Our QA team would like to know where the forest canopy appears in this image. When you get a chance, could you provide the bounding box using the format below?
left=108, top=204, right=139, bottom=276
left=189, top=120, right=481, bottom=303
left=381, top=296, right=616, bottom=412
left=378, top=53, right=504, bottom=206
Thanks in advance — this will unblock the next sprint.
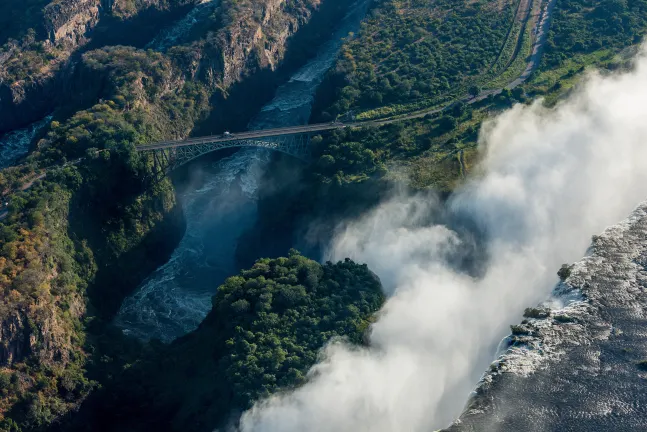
left=71, top=251, right=385, bottom=432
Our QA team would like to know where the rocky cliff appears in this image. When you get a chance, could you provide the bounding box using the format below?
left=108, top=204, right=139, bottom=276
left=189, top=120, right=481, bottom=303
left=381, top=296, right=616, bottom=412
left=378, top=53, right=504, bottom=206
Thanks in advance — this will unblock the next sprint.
left=0, top=71, right=59, bottom=135
left=43, top=0, right=102, bottom=45
left=0, top=0, right=198, bottom=133
left=163, top=0, right=323, bottom=92
left=0, top=0, right=326, bottom=134
left=215, top=0, right=321, bottom=88
left=42, top=0, right=197, bottom=45
left=0, top=298, right=85, bottom=367
left=110, top=0, right=196, bottom=19
left=447, top=200, right=647, bottom=431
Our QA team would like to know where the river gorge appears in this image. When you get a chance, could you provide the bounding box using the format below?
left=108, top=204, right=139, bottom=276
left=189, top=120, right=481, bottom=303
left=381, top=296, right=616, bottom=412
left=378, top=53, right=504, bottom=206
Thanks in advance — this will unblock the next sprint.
left=114, top=0, right=371, bottom=342
left=1, top=0, right=647, bottom=430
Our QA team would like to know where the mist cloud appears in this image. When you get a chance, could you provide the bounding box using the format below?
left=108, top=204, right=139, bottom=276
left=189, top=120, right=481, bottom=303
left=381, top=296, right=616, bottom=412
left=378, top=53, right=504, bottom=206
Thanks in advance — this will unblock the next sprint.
left=238, top=47, right=647, bottom=431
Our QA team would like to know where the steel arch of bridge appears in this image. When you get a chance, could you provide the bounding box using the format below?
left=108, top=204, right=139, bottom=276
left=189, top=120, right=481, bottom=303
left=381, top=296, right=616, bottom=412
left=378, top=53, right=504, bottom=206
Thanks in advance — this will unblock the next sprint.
left=142, top=133, right=312, bottom=176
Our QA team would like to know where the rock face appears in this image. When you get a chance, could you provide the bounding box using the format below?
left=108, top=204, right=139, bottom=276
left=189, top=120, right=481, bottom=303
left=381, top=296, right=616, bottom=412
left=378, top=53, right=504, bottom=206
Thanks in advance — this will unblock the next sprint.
left=110, top=0, right=193, bottom=18
left=198, top=0, right=321, bottom=88
left=447, top=201, right=647, bottom=431
left=43, top=0, right=102, bottom=45
left=0, top=0, right=103, bottom=133
left=0, top=75, right=59, bottom=134
left=0, top=0, right=200, bottom=133
left=0, top=310, right=36, bottom=365
left=0, top=0, right=323, bottom=133
left=41, top=0, right=194, bottom=45
left=0, top=296, right=85, bottom=368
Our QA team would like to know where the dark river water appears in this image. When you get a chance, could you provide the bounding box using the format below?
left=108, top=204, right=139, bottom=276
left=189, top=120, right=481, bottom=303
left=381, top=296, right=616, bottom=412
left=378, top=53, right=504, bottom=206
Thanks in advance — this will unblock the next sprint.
left=114, top=0, right=370, bottom=342
left=0, top=116, right=51, bottom=169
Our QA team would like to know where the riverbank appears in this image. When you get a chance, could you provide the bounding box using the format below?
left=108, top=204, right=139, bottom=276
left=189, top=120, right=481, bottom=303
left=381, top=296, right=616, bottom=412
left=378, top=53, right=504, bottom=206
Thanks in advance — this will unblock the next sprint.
left=115, top=0, right=372, bottom=342
left=0, top=0, right=364, bottom=426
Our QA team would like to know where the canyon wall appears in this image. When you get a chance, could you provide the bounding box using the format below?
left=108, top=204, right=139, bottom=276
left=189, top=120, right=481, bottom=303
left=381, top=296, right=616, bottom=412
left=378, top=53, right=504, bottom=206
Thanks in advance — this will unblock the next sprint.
left=0, top=0, right=197, bottom=133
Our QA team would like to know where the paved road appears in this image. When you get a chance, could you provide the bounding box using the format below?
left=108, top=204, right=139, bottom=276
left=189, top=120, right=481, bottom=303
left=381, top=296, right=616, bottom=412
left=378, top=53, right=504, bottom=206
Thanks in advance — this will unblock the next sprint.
left=138, top=112, right=452, bottom=151
left=507, top=0, right=558, bottom=89
left=137, top=123, right=354, bottom=151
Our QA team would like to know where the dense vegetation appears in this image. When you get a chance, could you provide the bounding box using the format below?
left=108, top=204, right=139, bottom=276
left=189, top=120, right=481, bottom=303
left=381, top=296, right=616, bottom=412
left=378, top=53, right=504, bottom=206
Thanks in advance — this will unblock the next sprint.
left=541, top=0, right=647, bottom=70
left=305, top=0, right=647, bottom=192
left=312, top=0, right=517, bottom=121
left=0, top=171, right=93, bottom=431
left=0, top=0, right=364, bottom=428
left=67, top=252, right=384, bottom=432
left=310, top=92, right=527, bottom=190
left=43, top=46, right=209, bottom=161
left=303, top=0, right=539, bottom=190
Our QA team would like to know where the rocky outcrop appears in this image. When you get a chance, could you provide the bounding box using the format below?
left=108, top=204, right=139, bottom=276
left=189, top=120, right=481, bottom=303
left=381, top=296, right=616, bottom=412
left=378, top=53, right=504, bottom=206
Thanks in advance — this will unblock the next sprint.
left=0, top=75, right=59, bottom=134
left=198, top=0, right=321, bottom=89
left=447, top=200, right=647, bottom=431
left=0, top=310, right=36, bottom=365
left=0, top=0, right=323, bottom=134
left=41, top=0, right=195, bottom=45
left=0, top=0, right=201, bottom=134
left=0, top=294, right=85, bottom=368
left=0, top=0, right=104, bottom=134
left=110, top=0, right=196, bottom=19
left=43, top=0, right=102, bottom=45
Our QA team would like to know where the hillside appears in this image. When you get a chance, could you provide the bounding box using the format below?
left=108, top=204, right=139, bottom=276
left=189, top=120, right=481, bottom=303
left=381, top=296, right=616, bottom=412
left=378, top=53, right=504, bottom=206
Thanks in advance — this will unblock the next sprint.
left=0, top=0, right=353, bottom=428
left=63, top=252, right=384, bottom=432
left=305, top=0, right=647, bottom=190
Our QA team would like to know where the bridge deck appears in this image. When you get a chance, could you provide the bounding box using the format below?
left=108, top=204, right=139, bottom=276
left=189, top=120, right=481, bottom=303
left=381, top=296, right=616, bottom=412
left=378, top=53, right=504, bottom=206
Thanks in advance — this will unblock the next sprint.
left=137, top=122, right=361, bottom=151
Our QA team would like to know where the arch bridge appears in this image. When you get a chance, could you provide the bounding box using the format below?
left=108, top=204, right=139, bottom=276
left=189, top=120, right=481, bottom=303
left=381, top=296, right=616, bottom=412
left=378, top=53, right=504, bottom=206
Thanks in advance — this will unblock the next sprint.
left=136, top=122, right=361, bottom=175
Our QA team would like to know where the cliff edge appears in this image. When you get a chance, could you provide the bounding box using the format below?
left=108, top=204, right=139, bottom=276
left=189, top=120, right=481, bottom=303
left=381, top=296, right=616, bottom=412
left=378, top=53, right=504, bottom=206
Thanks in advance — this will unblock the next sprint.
left=448, top=200, right=647, bottom=431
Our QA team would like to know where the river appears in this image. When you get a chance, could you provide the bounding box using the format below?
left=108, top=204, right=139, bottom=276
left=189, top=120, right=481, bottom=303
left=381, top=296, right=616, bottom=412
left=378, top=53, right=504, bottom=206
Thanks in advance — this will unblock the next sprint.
left=0, top=116, right=51, bottom=169
left=114, top=0, right=370, bottom=342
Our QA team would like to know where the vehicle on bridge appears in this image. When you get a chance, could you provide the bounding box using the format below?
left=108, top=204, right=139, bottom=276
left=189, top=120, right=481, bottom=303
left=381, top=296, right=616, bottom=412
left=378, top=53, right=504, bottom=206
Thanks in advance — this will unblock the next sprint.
left=223, top=131, right=234, bottom=137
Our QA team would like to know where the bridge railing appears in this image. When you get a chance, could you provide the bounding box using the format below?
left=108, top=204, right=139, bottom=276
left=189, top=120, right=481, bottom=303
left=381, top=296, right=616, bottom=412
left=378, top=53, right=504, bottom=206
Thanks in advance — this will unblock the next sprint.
left=137, top=122, right=355, bottom=151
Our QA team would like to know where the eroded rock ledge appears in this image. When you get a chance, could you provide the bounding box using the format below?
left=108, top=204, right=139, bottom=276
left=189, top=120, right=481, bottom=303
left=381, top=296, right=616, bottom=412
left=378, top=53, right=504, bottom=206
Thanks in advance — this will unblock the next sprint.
left=448, top=200, right=647, bottom=431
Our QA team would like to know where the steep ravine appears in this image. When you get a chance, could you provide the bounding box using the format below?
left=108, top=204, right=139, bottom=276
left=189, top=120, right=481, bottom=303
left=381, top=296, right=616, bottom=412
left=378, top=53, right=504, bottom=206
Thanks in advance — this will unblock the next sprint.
left=115, top=0, right=371, bottom=342
left=0, top=0, right=356, bottom=427
left=64, top=0, right=356, bottom=327
left=447, top=200, right=647, bottom=431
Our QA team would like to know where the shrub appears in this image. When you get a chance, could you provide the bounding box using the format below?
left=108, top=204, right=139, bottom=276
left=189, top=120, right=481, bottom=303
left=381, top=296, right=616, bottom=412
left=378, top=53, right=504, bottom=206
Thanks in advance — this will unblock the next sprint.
left=523, top=307, right=551, bottom=319
left=557, top=264, right=573, bottom=281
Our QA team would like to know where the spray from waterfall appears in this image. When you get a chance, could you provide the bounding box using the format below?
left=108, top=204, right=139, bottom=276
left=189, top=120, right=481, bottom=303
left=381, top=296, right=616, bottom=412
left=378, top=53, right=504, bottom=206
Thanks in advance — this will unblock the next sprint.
left=237, top=46, right=647, bottom=431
